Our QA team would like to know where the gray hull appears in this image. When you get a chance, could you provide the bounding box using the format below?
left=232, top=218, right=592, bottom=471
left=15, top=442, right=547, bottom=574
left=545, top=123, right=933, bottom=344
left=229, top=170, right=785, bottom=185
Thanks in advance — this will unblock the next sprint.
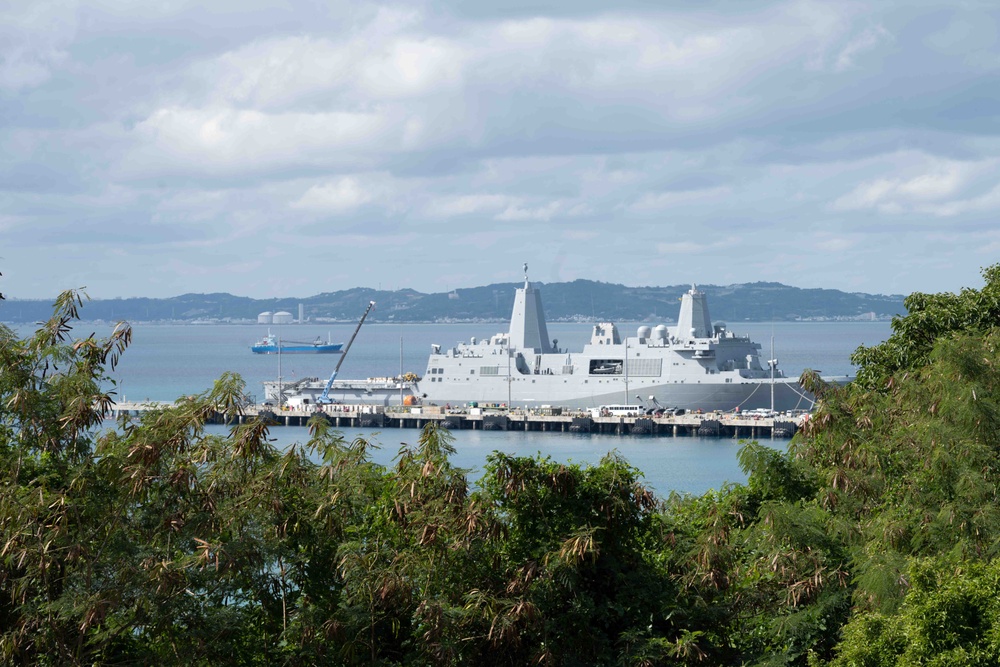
left=412, top=374, right=816, bottom=412
left=264, top=378, right=417, bottom=407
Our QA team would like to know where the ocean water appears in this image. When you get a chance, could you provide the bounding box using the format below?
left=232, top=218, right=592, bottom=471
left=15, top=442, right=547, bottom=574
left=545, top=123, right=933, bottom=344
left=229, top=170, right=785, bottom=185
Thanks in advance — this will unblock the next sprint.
left=12, top=319, right=892, bottom=496
left=248, top=424, right=788, bottom=499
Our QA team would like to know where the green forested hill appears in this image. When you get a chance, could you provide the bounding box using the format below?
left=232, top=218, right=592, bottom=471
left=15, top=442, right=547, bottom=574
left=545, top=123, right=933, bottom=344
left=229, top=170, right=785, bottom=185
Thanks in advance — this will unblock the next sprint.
left=0, top=279, right=905, bottom=323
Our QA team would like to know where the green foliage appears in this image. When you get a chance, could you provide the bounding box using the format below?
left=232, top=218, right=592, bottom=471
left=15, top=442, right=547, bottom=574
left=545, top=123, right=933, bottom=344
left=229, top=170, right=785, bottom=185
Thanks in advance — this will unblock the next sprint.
left=6, top=264, right=1000, bottom=666
left=641, top=264, right=1000, bottom=666
left=0, top=294, right=374, bottom=664
left=738, top=441, right=818, bottom=503
left=798, top=327, right=1000, bottom=566
left=470, top=451, right=675, bottom=665
left=832, top=557, right=1000, bottom=666
left=0, top=293, right=699, bottom=665
left=783, top=265, right=1000, bottom=664
left=851, top=263, right=1000, bottom=391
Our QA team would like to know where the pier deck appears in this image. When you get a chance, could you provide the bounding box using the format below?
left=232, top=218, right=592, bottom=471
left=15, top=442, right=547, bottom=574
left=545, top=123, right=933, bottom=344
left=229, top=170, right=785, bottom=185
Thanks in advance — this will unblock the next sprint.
left=110, top=401, right=806, bottom=439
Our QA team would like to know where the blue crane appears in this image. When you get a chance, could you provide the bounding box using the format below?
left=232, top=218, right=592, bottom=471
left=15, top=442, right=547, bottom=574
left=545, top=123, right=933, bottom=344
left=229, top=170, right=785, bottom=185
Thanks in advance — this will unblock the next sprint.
left=316, top=300, right=376, bottom=404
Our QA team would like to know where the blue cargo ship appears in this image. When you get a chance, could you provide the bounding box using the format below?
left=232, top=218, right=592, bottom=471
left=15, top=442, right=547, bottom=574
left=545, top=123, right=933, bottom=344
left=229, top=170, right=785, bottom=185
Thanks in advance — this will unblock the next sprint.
left=251, top=331, right=343, bottom=354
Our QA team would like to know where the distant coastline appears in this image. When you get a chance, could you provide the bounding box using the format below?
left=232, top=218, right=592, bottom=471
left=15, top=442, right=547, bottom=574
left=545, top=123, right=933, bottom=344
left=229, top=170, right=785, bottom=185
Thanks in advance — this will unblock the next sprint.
left=0, top=279, right=906, bottom=325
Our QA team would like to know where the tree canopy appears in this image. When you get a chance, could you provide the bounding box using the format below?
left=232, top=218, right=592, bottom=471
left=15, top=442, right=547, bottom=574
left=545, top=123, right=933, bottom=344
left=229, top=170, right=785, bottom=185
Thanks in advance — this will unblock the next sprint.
left=3, top=263, right=1000, bottom=665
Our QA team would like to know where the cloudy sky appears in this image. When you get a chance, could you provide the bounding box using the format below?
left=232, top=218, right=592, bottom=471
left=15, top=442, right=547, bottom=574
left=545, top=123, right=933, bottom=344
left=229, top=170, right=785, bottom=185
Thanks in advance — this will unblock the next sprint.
left=2, top=0, right=999, bottom=300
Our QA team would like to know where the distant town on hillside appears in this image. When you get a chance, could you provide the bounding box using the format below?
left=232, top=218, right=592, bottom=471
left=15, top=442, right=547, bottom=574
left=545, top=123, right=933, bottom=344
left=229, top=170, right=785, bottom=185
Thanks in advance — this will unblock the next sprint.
left=0, top=280, right=907, bottom=325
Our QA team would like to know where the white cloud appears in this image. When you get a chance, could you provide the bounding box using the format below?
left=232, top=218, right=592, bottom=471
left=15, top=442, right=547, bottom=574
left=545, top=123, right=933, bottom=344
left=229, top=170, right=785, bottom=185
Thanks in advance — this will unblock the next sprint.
left=122, top=106, right=394, bottom=176
left=496, top=201, right=564, bottom=221
left=87, top=0, right=204, bottom=19
left=563, top=229, right=599, bottom=241
left=290, top=177, right=374, bottom=213
left=834, top=25, right=891, bottom=72
left=0, top=214, right=22, bottom=232
left=0, top=0, right=76, bottom=90
left=919, top=183, right=1000, bottom=217
left=423, top=191, right=590, bottom=223
left=198, top=18, right=466, bottom=110
left=812, top=234, right=858, bottom=253
left=926, top=13, right=1000, bottom=69
left=475, top=7, right=844, bottom=106
left=358, top=35, right=466, bottom=98
left=973, top=229, right=1000, bottom=255
left=628, top=187, right=731, bottom=212
left=832, top=158, right=999, bottom=215
left=654, top=237, right=739, bottom=255
left=121, top=0, right=871, bottom=179
left=424, top=194, right=511, bottom=218
left=833, top=178, right=899, bottom=211
left=201, top=36, right=352, bottom=109
left=8, top=0, right=1000, bottom=301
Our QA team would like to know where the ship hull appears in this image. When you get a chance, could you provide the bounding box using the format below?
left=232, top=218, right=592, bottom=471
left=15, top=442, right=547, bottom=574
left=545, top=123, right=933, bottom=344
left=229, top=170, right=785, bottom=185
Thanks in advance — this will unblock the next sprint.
left=264, top=378, right=416, bottom=406
left=412, top=374, right=828, bottom=412
left=251, top=344, right=343, bottom=354
left=267, top=374, right=842, bottom=412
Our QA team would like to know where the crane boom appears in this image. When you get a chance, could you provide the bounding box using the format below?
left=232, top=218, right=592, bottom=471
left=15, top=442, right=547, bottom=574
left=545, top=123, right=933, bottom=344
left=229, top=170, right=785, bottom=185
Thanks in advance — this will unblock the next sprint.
left=317, top=300, right=375, bottom=404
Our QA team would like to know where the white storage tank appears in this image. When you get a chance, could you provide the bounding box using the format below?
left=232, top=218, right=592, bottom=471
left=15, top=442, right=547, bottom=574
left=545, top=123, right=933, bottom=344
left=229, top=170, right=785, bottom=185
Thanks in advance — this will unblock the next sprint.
left=272, top=311, right=294, bottom=324
left=257, top=311, right=273, bottom=324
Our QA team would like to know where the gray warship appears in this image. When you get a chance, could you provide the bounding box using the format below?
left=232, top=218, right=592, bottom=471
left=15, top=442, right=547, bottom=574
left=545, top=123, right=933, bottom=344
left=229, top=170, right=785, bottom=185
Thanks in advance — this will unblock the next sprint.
left=415, top=266, right=841, bottom=412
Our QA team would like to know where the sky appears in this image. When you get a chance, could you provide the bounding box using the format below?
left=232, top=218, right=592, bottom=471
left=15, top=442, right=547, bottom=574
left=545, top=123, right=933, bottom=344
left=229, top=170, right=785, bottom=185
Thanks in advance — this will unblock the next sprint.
left=2, top=0, right=999, bottom=300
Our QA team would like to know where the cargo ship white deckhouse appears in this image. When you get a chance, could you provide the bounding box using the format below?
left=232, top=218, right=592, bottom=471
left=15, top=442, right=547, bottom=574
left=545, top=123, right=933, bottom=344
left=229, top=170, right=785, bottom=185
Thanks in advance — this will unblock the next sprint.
left=416, top=265, right=834, bottom=412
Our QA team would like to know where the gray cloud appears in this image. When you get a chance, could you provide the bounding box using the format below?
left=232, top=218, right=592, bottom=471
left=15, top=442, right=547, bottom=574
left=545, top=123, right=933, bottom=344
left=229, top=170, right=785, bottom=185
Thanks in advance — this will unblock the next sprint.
left=1, top=0, right=997, bottom=301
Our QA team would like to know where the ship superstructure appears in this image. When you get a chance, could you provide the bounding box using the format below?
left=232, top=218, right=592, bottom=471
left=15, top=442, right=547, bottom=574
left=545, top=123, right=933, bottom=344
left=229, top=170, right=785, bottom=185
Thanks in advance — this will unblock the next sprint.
left=415, top=268, right=825, bottom=412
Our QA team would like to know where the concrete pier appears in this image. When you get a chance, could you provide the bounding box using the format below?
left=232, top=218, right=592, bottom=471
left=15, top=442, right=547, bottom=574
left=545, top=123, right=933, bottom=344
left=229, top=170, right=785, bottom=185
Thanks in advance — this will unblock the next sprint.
left=109, top=401, right=805, bottom=439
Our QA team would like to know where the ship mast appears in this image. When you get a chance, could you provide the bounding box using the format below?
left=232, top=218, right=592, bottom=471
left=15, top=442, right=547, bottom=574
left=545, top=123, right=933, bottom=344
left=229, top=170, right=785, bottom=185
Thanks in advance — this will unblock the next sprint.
left=507, top=340, right=512, bottom=408
left=770, top=334, right=775, bottom=413
left=624, top=337, right=629, bottom=404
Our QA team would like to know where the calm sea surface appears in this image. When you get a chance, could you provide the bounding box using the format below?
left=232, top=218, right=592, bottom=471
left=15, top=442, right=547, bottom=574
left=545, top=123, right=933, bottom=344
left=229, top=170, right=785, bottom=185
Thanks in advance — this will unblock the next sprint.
left=13, top=319, right=892, bottom=497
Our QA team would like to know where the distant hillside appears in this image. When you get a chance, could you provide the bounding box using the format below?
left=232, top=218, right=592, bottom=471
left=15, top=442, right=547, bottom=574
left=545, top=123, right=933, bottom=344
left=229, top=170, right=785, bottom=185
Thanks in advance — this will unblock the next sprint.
left=0, top=280, right=906, bottom=324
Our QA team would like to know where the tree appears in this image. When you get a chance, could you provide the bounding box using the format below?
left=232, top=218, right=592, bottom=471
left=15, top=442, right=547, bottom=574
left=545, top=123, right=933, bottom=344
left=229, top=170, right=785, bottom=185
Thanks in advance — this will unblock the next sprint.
left=12, top=263, right=1000, bottom=666
left=4, top=293, right=687, bottom=665
left=464, top=452, right=682, bottom=666
left=0, top=291, right=375, bottom=664
left=832, top=557, right=1000, bottom=666
left=654, top=264, right=1000, bottom=665
left=851, top=263, right=1000, bottom=391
